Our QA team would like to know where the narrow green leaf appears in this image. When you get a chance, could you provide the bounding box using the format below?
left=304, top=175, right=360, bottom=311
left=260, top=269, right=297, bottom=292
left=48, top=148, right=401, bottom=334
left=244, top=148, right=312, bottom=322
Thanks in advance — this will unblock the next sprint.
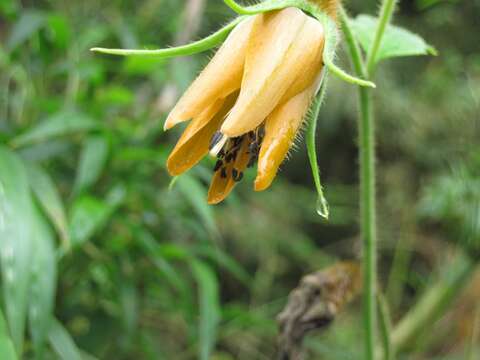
left=377, top=293, right=394, bottom=360
left=28, top=206, right=57, bottom=358
left=68, top=187, right=124, bottom=247
left=195, top=245, right=251, bottom=287
left=137, top=230, right=190, bottom=296
left=47, top=318, right=82, bottom=360
left=190, top=260, right=220, bottom=360
left=73, top=135, right=109, bottom=195
left=0, top=147, right=35, bottom=352
left=176, top=174, right=218, bottom=237
left=11, top=110, right=98, bottom=148
left=0, top=309, right=17, bottom=360
left=6, top=10, right=46, bottom=52
left=25, top=162, right=70, bottom=248
left=68, top=197, right=114, bottom=247
left=351, top=15, right=437, bottom=64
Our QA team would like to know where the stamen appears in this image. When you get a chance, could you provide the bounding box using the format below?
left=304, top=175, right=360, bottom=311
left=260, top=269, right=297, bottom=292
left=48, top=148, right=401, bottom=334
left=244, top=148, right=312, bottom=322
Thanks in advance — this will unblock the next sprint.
left=209, top=133, right=229, bottom=157
left=247, top=155, right=257, bottom=168
left=231, top=168, right=244, bottom=182
left=220, top=167, right=227, bottom=179
left=209, top=131, right=223, bottom=150
left=234, top=171, right=243, bottom=182
left=213, top=160, right=223, bottom=172
left=257, top=125, right=265, bottom=140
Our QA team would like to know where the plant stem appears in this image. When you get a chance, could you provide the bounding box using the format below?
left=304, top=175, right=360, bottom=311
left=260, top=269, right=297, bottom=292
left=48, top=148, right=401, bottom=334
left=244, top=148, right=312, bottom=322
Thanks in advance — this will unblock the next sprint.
left=339, top=7, right=377, bottom=359
left=391, top=254, right=476, bottom=352
left=339, top=3, right=392, bottom=358
left=366, top=0, right=398, bottom=75
left=358, top=81, right=377, bottom=360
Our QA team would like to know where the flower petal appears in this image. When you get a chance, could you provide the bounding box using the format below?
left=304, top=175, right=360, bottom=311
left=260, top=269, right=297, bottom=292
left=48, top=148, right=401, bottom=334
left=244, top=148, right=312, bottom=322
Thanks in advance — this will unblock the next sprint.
left=207, top=137, right=250, bottom=204
left=254, top=83, right=317, bottom=192
left=280, top=17, right=325, bottom=103
left=221, top=10, right=324, bottom=137
left=167, top=93, right=237, bottom=176
left=164, top=17, right=255, bottom=130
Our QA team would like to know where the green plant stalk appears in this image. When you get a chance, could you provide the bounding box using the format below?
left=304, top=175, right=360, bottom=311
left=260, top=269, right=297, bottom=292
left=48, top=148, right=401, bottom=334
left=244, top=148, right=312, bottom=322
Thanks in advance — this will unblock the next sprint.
left=341, top=0, right=402, bottom=354
left=366, top=0, right=398, bottom=75
left=391, top=255, right=476, bottom=353
left=359, top=83, right=377, bottom=360
left=339, top=7, right=377, bottom=359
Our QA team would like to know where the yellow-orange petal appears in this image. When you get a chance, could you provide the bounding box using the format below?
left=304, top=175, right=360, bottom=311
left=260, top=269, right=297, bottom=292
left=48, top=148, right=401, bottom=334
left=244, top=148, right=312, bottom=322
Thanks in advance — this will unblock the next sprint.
left=207, top=137, right=250, bottom=204
left=166, top=93, right=237, bottom=176
left=221, top=9, right=324, bottom=137
left=164, top=17, right=255, bottom=130
left=280, top=17, right=324, bottom=103
left=254, top=83, right=317, bottom=192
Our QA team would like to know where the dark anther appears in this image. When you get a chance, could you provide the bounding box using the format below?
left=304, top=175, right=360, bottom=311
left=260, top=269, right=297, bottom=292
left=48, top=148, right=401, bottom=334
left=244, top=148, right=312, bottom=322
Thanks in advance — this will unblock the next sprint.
left=213, top=160, right=223, bottom=172
left=258, top=125, right=265, bottom=140
left=217, top=149, right=225, bottom=158
left=249, top=142, right=259, bottom=155
left=220, top=167, right=227, bottom=179
left=233, top=136, right=243, bottom=146
left=233, top=170, right=243, bottom=182
left=248, top=131, right=256, bottom=140
left=226, top=152, right=235, bottom=163
left=209, top=131, right=223, bottom=150
left=247, top=155, right=257, bottom=168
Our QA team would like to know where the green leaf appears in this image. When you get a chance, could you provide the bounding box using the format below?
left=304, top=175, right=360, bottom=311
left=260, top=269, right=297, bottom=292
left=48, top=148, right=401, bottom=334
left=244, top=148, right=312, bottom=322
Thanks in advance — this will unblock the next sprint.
left=176, top=175, right=218, bottom=237
left=73, top=135, right=109, bottom=195
left=351, top=15, right=437, bottom=64
left=0, top=147, right=35, bottom=352
left=69, top=187, right=124, bottom=247
left=137, top=230, right=190, bottom=296
left=47, top=318, right=82, bottom=360
left=0, top=309, right=17, bottom=360
left=6, top=10, right=46, bottom=52
left=28, top=206, right=57, bottom=358
left=190, top=260, right=220, bottom=360
left=195, top=245, right=251, bottom=287
left=25, top=162, right=70, bottom=248
left=11, top=110, right=98, bottom=148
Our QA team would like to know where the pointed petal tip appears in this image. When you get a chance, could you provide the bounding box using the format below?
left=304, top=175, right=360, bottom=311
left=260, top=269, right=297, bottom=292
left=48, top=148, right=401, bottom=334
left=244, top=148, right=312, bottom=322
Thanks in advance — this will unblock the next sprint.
left=253, top=174, right=274, bottom=192
left=207, top=197, right=223, bottom=205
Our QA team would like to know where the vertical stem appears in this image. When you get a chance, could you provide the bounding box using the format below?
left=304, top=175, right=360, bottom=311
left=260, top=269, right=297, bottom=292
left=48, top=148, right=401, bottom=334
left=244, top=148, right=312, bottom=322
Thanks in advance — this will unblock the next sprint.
left=359, top=85, right=377, bottom=360
left=341, top=1, right=399, bottom=356
left=366, top=0, right=398, bottom=75
left=339, top=7, right=376, bottom=359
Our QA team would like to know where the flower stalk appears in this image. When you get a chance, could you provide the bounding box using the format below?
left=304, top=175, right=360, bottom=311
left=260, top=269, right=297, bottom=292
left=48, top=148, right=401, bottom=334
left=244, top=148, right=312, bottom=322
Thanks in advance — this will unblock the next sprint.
left=339, top=0, right=397, bottom=357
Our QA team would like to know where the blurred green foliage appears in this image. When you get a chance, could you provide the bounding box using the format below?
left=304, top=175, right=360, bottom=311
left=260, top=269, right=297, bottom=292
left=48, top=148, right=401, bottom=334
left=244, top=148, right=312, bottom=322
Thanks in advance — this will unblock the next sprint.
left=0, top=0, right=479, bottom=359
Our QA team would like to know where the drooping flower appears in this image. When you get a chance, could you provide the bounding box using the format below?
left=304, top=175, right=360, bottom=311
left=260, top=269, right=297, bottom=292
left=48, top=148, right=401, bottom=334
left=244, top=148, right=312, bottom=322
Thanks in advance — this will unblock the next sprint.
left=166, top=7, right=326, bottom=204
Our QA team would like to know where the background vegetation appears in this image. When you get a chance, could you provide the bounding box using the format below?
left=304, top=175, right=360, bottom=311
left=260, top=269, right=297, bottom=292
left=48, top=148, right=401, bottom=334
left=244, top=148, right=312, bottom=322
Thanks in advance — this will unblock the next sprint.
left=0, top=0, right=479, bottom=359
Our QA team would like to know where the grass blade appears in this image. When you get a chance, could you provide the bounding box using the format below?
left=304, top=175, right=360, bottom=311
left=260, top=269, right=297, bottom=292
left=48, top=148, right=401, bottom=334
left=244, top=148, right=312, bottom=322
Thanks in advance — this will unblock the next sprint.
left=0, top=147, right=35, bottom=352
left=190, top=260, right=220, bottom=360
left=73, top=135, right=109, bottom=195
left=25, top=162, right=70, bottom=249
left=48, top=318, right=82, bottom=360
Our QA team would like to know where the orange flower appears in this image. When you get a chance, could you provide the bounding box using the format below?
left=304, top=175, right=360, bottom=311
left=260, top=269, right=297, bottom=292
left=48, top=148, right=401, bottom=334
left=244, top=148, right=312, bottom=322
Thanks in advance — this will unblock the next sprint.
left=166, top=7, right=325, bottom=204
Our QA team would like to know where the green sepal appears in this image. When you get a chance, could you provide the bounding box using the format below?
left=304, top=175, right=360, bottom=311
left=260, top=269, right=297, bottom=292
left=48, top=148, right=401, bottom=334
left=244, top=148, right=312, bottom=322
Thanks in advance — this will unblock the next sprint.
left=90, top=17, right=245, bottom=58
left=306, top=70, right=330, bottom=219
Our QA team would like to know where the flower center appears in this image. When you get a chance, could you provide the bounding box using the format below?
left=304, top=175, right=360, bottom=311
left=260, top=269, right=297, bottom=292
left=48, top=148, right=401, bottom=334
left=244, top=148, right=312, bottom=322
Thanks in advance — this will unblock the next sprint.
left=208, top=125, right=265, bottom=182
